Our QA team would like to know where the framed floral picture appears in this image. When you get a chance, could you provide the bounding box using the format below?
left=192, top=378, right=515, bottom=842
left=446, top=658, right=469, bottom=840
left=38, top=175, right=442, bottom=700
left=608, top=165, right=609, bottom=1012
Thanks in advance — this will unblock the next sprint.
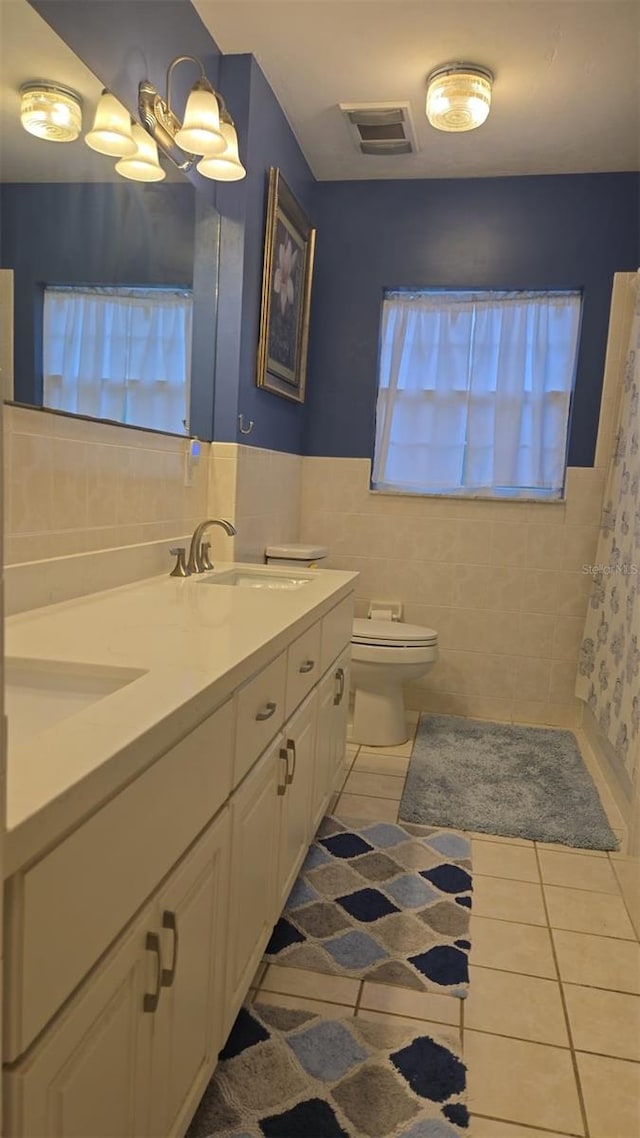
left=256, top=167, right=316, bottom=402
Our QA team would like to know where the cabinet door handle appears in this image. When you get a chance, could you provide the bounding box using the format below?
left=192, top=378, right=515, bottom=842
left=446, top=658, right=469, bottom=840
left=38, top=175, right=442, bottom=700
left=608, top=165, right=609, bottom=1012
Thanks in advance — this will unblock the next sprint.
left=277, top=747, right=288, bottom=795
left=299, top=659, right=315, bottom=674
left=334, top=667, right=345, bottom=705
left=256, top=701, right=277, bottom=721
left=160, top=910, right=179, bottom=988
left=285, top=737, right=297, bottom=785
left=143, top=931, right=162, bottom=1013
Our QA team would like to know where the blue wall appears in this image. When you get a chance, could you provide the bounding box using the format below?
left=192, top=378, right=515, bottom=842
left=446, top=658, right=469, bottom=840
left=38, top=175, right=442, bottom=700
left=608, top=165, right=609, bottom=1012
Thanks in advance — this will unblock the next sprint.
left=305, top=173, right=640, bottom=465
left=1, top=181, right=195, bottom=407
left=213, top=56, right=316, bottom=451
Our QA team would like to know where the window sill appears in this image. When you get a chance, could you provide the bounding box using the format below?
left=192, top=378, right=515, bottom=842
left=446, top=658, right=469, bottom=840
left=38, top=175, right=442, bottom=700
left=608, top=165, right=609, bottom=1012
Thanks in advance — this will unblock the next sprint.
left=369, top=485, right=566, bottom=505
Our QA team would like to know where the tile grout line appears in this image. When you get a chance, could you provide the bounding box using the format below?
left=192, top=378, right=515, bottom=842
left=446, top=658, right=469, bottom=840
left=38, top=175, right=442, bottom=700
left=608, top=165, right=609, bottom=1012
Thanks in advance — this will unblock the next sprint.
left=606, top=860, right=640, bottom=943
left=471, top=907, right=637, bottom=940
left=257, top=987, right=358, bottom=1012
left=469, top=1110, right=584, bottom=1137
left=469, top=958, right=640, bottom=997
left=533, top=842, right=592, bottom=1138
left=464, top=1025, right=640, bottom=1065
left=353, top=979, right=365, bottom=1017
left=474, top=870, right=622, bottom=894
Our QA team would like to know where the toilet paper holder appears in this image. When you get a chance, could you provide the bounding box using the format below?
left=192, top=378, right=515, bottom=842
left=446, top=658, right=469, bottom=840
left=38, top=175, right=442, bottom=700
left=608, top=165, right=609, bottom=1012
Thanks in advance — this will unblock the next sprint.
left=368, top=601, right=402, bottom=622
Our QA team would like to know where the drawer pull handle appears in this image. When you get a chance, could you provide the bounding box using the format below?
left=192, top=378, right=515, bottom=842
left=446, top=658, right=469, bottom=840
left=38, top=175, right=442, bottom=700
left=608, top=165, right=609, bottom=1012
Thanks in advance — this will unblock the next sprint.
left=286, top=737, right=297, bottom=785
left=256, top=701, right=277, bottom=721
left=143, top=932, right=162, bottom=1013
left=299, top=659, right=315, bottom=674
left=161, top=910, right=179, bottom=988
left=334, top=667, right=345, bottom=706
left=278, top=747, right=288, bottom=795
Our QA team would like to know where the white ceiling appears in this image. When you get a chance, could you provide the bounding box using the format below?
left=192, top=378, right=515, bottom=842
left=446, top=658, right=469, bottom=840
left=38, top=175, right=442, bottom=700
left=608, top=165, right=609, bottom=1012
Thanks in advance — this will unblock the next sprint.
left=194, top=0, right=640, bottom=180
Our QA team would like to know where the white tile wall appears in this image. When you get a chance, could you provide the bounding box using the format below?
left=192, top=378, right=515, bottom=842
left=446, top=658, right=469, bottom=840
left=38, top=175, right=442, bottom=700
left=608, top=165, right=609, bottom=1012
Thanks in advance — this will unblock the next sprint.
left=297, top=464, right=609, bottom=730
left=3, top=415, right=302, bottom=577
left=233, top=445, right=302, bottom=563
left=3, top=406, right=208, bottom=566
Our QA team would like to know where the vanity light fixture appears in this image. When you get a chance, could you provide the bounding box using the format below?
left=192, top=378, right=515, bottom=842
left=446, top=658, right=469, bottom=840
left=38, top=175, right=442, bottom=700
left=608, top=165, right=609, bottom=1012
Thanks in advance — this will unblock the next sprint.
left=138, top=54, right=246, bottom=180
left=114, top=122, right=165, bottom=182
left=425, top=64, right=493, bottom=132
left=85, top=90, right=136, bottom=157
left=196, top=116, right=246, bottom=181
left=20, top=82, right=82, bottom=142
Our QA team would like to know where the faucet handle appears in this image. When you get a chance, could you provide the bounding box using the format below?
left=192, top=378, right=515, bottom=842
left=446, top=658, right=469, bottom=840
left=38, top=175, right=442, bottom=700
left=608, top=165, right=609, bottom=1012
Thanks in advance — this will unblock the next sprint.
left=200, top=541, right=214, bottom=571
left=169, top=547, right=189, bottom=577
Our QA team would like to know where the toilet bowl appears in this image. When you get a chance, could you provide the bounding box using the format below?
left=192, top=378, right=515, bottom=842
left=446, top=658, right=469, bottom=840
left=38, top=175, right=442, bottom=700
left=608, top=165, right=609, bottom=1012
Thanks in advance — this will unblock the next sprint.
left=351, top=618, right=438, bottom=747
left=264, top=544, right=439, bottom=747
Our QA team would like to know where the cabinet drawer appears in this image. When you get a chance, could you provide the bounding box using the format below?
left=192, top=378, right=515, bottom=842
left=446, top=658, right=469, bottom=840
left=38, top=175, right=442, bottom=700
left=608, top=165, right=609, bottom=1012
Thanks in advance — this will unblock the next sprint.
left=320, top=595, right=354, bottom=673
left=5, top=699, right=234, bottom=1061
left=285, top=620, right=322, bottom=717
left=234, top=651, right=286, bottom=784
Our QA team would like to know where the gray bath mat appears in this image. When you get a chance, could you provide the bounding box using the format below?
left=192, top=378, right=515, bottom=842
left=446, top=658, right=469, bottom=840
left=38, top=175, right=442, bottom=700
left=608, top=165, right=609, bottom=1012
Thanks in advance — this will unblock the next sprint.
left=187, top=1001, right=468, bottom=1137
left=399, top=715, right=618, bottom=850
left=263, top=816, right=472, bottom=998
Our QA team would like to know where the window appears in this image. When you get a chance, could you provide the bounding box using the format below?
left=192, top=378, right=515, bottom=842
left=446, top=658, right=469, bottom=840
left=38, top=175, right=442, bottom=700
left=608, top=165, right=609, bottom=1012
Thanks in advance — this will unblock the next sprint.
left=372, top=289, right=582, bottom=500
left=43, top=286, right=193, bottom=435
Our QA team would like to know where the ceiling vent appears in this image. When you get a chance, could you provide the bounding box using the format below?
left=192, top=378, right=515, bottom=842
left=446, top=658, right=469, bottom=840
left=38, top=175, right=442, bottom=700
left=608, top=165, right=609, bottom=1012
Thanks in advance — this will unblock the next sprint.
left=340, top=102, right=417, bottom=156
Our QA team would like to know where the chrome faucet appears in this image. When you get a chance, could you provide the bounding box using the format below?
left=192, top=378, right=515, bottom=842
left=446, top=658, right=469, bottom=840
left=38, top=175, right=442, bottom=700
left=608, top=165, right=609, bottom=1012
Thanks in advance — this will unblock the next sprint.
left=186, top=518, right=237, bottom=574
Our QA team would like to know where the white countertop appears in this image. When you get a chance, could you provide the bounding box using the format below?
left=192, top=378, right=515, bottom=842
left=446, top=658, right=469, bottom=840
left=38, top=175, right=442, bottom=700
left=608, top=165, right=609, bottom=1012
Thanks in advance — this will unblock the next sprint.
left=4, top=564, right=357, bottom=875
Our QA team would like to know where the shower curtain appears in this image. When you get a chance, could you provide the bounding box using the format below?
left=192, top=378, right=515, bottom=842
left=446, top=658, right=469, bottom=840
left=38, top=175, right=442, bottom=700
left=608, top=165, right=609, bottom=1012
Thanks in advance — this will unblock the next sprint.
left=576, top=280, right=640, bottom=786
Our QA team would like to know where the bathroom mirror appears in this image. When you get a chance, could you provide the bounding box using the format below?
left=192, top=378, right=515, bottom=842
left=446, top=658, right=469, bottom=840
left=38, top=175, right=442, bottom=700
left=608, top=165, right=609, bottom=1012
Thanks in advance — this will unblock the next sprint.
left=0, top=0, right=219, bottom=439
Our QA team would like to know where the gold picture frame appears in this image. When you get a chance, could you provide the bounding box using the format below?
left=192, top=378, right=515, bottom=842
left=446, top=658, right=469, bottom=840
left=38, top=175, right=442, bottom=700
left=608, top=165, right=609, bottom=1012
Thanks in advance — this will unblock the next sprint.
left=256, top=167, right=316, bottom=403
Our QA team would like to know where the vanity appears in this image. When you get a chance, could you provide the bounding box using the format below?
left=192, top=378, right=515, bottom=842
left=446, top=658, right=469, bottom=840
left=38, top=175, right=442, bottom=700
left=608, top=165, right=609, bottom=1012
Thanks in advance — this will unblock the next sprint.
left=2, top=564, right=356, bottom=1138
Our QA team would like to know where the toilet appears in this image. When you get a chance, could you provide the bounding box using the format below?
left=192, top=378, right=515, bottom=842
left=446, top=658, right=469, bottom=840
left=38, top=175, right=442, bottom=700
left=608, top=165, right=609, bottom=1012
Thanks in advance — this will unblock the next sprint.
left=265, top=544, right=438, bottom=747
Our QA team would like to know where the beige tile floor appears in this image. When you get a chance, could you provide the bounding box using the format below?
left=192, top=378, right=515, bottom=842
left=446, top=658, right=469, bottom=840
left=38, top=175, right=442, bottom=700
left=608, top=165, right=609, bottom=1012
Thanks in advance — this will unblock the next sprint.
left=250, top=712, right=640, bottom=1138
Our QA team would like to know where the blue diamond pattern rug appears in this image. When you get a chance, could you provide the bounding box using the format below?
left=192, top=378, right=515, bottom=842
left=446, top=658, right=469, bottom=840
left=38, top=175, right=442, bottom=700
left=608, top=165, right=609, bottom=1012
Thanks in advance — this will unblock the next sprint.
left=187, top=1002, right=468, bottom=1137
left=263, top=817, right=472, bottom=997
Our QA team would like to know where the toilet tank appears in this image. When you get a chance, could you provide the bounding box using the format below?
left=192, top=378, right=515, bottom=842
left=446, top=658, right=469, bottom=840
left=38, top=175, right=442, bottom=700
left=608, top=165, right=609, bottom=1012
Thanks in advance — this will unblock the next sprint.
left=265, top=543, right=328, bottom=568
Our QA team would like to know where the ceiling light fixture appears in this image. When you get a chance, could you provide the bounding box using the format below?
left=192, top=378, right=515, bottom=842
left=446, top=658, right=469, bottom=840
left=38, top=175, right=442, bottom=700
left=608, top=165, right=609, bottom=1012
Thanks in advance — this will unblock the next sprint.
left=20, top=82, right=82, bottom=142
left=138, top=55, right=246, bottom=180
left=85, top=90, right=136, bottom=157
left=425, top=64, right=493, bottom=132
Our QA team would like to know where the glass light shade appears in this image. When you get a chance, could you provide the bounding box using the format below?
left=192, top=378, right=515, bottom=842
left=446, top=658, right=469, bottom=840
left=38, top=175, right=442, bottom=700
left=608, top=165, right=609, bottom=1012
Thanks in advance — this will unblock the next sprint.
left=426, top=67, right=492, bottom=132
left=174, top=84, right=225, bottom=155
left=85, top=91, right=136, bottom=156
left=196, top=121, right=246, bottom=181
left=20, top=84, right=82, bottom=142
left=115, top=123, right=165, bottom=182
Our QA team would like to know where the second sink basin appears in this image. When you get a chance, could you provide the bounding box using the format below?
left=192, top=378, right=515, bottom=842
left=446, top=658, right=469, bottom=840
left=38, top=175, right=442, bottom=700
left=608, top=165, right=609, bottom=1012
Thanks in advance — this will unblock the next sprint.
left=201, top=568, right=313, bottom=590
left=6, top=658, right=146, bottom=748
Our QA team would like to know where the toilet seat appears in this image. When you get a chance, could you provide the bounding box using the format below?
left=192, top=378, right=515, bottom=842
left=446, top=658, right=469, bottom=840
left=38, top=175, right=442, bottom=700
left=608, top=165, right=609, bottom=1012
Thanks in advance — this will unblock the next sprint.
left=352, top=618, right=438, bottom=649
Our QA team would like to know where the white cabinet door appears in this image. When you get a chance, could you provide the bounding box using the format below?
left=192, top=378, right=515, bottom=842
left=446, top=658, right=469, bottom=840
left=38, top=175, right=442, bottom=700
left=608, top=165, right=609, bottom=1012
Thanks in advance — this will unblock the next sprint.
left=225, top=740, right=281, bottom=1035
left=276, top=691, right=317, bottom=910
left=148, top=808, right=231, bottom=1138
left=310, top=651, right=351, bottom=833
left=5, top=810, right=233, bottom=1138
left=4, top=910, right=154, bottom=1138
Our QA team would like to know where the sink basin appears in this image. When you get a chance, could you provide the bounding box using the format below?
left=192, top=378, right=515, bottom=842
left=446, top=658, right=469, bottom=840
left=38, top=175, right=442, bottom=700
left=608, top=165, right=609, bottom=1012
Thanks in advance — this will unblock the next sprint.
left=201, top=569, right=313, bottom=590
left=5, top=658, right=146, bottom=748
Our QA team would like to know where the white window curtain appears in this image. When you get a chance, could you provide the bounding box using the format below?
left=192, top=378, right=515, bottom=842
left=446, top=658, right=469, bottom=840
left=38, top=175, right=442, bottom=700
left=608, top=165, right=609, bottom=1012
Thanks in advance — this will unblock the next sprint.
left=43, top=286, right=192, bottom=435
left=372, top=290, right=582, bottom=498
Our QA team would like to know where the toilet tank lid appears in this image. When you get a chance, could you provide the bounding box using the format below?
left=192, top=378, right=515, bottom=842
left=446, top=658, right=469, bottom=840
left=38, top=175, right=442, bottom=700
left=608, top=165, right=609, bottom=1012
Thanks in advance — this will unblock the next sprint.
left=352, top=618, right=438, bottom=646
left=265, top=543, right=328, bottom=559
